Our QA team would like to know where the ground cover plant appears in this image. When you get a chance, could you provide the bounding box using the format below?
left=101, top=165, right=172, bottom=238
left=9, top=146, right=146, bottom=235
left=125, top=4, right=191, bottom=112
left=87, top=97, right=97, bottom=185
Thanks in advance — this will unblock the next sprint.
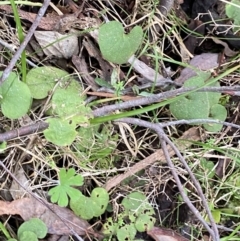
left=0, top=0, right=240, bottom=241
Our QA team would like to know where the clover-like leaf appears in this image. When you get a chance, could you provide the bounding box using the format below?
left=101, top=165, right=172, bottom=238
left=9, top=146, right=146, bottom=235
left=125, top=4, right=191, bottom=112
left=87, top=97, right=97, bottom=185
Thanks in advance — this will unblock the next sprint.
left=26, top=66, right=72, bottom=99
left=44, top=118, right=77, bottom=146
left=70, top=187, right=109, bottom=220
left=99, top=21, right=143, bottom=64
left=197, top=158, right=215, bottom=179
left=0, top=71, right=32, bottom=119
left=48, top=168, right=83, bottom=207
left=17, top=218, right=47, bottom=239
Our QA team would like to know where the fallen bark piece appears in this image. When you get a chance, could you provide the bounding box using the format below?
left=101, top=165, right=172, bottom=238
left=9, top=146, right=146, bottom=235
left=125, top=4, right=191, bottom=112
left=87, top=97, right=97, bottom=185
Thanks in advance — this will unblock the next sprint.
left=147, top=227, right=189, bottom=241
left=0, top=198, right=96, bottom=237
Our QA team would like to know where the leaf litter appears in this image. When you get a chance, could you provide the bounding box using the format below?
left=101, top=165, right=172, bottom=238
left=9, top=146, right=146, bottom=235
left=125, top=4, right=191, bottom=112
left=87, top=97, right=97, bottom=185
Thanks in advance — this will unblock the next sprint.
left=0, top=0, right=240, bottom=241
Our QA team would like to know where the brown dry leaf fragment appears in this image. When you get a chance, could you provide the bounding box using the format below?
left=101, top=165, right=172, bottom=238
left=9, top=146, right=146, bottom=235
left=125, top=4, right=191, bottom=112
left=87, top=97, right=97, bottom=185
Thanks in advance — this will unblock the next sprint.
left=215, top=158, right=231, bottom=178
left=175, top=53, right=219, bottom=84
left=184, top=19, right=205, bottom=54
left=72, top=55, right=98, bottom=90
left=128, top=56, right=174, bottom=86
left=0, top=198, right=95, bottom=236
left=0, top=5, right=59, bottom=30
left=34, top=31, right=79, bottom=59
left=82, top=37, right=113, bottom=82
left=147, top=227, right=189, bottom=241
left=10, top=168, right=30, bottom=200
left=211, top=37, right=239, bottom=57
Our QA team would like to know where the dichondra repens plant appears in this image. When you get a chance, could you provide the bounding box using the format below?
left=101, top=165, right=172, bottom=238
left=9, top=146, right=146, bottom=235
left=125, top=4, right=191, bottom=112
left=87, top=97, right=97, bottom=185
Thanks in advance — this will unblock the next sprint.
left=169, top=72, right=227, bottom=132
left=0, top=21, right=227, bottom=148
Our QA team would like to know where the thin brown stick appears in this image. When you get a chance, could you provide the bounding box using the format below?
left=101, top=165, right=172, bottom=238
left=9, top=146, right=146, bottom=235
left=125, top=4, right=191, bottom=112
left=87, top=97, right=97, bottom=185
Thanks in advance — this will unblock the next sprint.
left=115, top=118, right=220, bottom=241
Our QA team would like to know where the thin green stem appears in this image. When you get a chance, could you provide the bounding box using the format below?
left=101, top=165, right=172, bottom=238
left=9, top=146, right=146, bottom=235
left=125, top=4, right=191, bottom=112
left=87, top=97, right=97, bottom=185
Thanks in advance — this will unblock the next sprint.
left=0, top=221, right=11, bottom=240
left=10, top=0, right=27, bottom=82
left=91, top=63, right=240, bottom=124
left=0, top=1, right=42, bottom=6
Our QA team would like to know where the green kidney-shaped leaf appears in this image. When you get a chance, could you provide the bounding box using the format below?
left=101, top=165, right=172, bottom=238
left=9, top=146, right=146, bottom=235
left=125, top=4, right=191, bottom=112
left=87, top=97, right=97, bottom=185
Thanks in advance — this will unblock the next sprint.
left=70, top=194, right=95, bottom=220
left=17, top=218, right=47, bottom=239
left=70, top=187, right=109, bottom=219
left=203, top=104, right=227, bottom=132
left=169, top=72, right=225, bottom=131
left=0, top=72, right=32, bottom=119
left=99, top=21, right=143, bottom=64
left=170, top=73, right=213, bottom=121
left=51, top=80, right=85, bottom=117
left=44, top=118, right=77, bottom=146
left=90, top=187, right=109, bottom=217
left=26, top=66, right=73, bottom=99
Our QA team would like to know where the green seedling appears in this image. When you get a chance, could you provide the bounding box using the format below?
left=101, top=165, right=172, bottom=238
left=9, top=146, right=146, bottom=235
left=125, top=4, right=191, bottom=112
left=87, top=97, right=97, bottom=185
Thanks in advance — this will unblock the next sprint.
left=169, top=72, right=227, bottom=132
left=8, top=218, right=47, bottom=241
left=99, top=21, right=143, bottom=64
left=26, top=66, right=92, bottom=146
left=72, top=123, right=118, bottom=168
left=48, top=168, right=83, bottom=207
left=194, top=158, right=215, bottom=180
left=103, top=192, right=156, bottom=241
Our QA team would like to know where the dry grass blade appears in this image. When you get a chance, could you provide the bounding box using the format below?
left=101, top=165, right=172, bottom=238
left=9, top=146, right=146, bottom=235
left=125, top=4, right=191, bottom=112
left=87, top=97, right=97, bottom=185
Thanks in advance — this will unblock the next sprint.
left=105, top=127, right=201, bottom=191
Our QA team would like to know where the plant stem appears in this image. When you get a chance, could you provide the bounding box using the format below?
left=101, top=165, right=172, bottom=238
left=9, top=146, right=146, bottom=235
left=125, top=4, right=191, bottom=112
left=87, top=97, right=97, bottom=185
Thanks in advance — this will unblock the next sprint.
left=10, top=0, right=27, bottom=82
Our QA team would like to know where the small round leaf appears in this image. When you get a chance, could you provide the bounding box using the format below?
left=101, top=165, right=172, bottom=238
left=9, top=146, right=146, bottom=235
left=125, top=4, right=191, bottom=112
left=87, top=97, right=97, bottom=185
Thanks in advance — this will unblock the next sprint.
left=26, top=66, right=72, bottom=99
left=44, top=118, right=77, bottom=146
left=0, top=72, right=32, bottom=119
left=17, top=218, right=47, bottom=239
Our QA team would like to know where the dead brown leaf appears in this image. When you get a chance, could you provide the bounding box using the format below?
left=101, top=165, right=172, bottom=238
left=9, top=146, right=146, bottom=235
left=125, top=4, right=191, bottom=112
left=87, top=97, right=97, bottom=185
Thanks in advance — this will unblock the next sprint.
left=175, top=53, right=219, bottom=84
left=0, top=197, right=98, bottom=237
left=34, top=31, right=78, bottom=59
left=184, top=19, right=205, bottom=54
left=211, top=37, right=238, bottom=57
left=147, top=227, right=189, bottom=241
